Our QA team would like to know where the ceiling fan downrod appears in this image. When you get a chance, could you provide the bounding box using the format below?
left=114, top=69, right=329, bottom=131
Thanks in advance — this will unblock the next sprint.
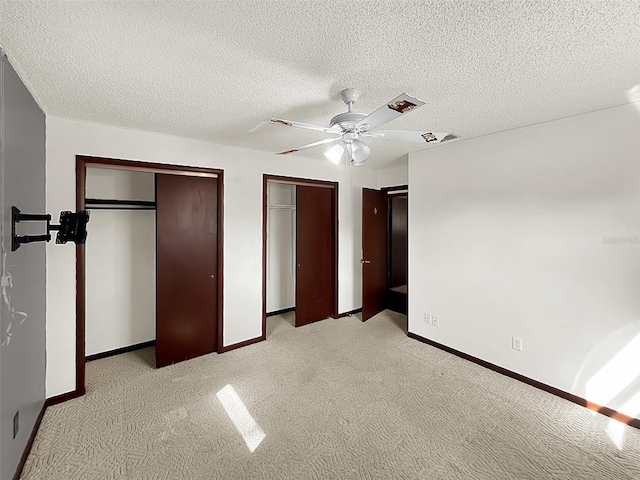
left=340, top=88, right=361, bottom=113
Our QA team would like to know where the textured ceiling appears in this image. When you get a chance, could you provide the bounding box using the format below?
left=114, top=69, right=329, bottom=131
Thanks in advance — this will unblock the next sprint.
left=1, top=1, right=639, bottom=168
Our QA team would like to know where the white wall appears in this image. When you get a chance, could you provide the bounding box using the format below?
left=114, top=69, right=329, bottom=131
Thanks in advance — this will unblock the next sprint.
left=86, top=167, right=154, bottom=201
left=266, top=182, right=296, bottom=313
left=46, top=117, right=377, bottom=397
left=409, top=102, right=640, bottom=418
left=377, top=158, right=408, bottom=188
left=85, top=168, right=155, bottom=356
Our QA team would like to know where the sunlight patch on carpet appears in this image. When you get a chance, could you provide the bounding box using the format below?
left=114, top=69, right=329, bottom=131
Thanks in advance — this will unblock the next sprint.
left=217, top=384, right=265, bottom=452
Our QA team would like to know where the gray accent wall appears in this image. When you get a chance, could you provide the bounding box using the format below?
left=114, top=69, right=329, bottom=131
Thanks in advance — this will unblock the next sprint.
left=0, top=52, right=46, bottom=480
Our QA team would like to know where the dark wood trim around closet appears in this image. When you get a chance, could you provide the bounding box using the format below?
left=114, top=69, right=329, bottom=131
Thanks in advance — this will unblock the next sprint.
left=75, top=156, right=224, bottom=400
left=262, top=174, right=339, bottom=337
left=266, top=307, right=296, bottom=317
left=86, top=340, right=156, bottom=362
left=76, top=159, right=86, bottom=396
left=216, top=170, right=225, bottom=353
left=219, top=334, right=265, bottom=353
left=408, top=331, right=640, bottom=430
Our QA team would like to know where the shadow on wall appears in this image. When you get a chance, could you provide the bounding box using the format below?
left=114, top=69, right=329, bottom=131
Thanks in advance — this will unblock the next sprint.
left=572, top=321, right=640, bottom=450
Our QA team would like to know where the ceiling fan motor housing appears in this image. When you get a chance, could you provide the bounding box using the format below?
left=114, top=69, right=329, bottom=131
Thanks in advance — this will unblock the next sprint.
left=329, top=112, right=366, bottom=131
left=342, top=132, right=359, bottom=144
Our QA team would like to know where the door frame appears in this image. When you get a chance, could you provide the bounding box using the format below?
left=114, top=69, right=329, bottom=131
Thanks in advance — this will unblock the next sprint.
left=384, top=185, right=408, bottom=290
left=360, top=185, right=409, bottom=321
left=262, top=174, right=338, bottom=336
left=75, top=155, right=224, bottom=397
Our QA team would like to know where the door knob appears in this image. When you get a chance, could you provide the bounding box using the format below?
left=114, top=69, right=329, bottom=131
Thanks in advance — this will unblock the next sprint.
left=361, top=259, right=371, bottom=264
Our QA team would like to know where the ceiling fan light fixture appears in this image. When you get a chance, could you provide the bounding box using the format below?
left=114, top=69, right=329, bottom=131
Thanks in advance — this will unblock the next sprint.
left=324, top=143, right=344, bottom=165
left=349, top=139, right=370, bottom=165
left=270, top=89, right=456, bottom=163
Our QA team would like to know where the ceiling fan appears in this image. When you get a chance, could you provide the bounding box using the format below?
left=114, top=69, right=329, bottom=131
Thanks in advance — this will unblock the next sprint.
left=269, top=88, right=458, bottom=166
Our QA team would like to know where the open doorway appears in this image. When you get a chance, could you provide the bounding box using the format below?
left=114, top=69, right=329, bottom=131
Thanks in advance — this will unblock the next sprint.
left=84, top=166, right=156, bottom=363
left=265, top=182, right=296, bottom=327
left=386, top=189, right=408, bottom=315
left=361, top=185, right=408, bottom=321
left=262, top=175, right=338, bottom=336
left=75, top=156, right=224, bottom=397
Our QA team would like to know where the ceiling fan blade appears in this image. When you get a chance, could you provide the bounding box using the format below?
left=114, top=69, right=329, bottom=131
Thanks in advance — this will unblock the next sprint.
left=362, top=130, right=458, bottom=144
left=356, top=93, right=426, bottom=132
left=277, top=137, right=341, bottom=155
left=270, top=118, right=342, bottom=135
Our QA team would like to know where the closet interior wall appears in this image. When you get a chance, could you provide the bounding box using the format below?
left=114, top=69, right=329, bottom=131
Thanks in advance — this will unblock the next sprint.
left=389, top=194, right=408, bottom=289
left=266, top=182, right=296, bottom=314
left=384, top=190, right=408, bottom=315
left=85, top=167, right=156, bottom=356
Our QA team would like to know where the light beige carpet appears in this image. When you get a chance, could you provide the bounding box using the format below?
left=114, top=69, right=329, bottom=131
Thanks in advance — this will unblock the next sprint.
left=22, top=311, right=640, bottom=479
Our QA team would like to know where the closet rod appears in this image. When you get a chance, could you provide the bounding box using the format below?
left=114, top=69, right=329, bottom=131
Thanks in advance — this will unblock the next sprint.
left=85, top=198, right=156, bottom=210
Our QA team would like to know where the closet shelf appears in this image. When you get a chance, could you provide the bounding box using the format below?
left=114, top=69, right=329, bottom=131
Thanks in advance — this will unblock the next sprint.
left=85, top=198, right=156, bottom=210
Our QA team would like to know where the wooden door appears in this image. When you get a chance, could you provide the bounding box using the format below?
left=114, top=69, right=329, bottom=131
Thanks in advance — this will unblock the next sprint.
left=362, top=188, right=388, bottom=321
left=295, top=184, right=334, bottom=326
left=156, top=173, right=218, bottom=367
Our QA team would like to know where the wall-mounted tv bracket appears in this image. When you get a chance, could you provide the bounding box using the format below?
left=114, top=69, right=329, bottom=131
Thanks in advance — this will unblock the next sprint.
left=11, top=206, right=90, bottom=251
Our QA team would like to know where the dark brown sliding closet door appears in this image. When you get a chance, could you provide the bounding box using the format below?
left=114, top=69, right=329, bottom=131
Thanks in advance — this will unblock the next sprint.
left=295, top=184, right=334, bottom=326
left=155, top=173, right=218, bottom=367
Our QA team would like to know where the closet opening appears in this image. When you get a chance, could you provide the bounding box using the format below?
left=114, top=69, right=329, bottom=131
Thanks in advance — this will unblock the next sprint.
left=84, top=167, right=157, bottom=364
left=262, top=175, right=338, bottom=337
left=75, top=156, right=224, bottom=397
left=265, top=181, right=297, bottom=326
left=361, top=185, right=408, bottom=321
left=385, top=188, right=408, bottom=315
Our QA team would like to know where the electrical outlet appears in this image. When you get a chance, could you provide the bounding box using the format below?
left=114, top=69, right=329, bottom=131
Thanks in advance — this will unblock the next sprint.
left=424, top=312, right=431, bottom=324
left=432, top=315, right=440, bottom=327
left=13, top=411, right=19, bottom=439
left=512, top=337, right=523, bottom=352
